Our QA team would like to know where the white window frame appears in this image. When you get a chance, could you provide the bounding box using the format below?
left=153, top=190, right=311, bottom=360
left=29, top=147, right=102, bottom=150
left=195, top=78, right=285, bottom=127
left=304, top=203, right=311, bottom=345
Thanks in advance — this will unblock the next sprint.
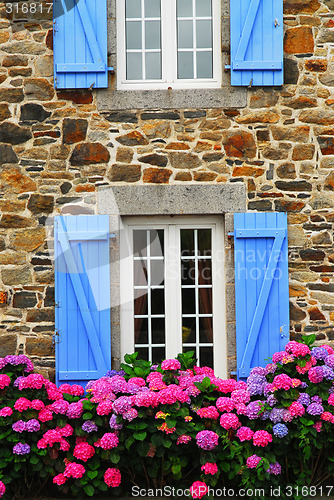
left=116, top=0, right=222, bottom=90
left=120, top=215, right=227, bottom=378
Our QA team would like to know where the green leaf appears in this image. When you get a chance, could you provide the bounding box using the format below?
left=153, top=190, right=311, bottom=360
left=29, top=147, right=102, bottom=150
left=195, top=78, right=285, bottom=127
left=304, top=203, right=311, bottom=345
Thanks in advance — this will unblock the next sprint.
left=84, top=485, right=95, bottom=497
left=109, top=451, right=120, bottom=464
left=202, top=376, right=211, bottom=389
left=125, top=436, right=135, bottom=450
left=87, top=471, right=98, bottom=480
left=134, top=431, right=147, bottom=441
left=83, top=412, right=93, bottom=420
left=30, top=455, right=39, bottom=465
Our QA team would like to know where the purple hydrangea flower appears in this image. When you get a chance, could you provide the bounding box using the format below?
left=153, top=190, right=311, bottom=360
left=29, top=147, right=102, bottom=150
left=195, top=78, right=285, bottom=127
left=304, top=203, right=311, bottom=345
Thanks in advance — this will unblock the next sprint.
left=311, top=347, right=328, bottom=361
left=246, top=401, right=263, bottom=420
left=307, top=403, right=324, bottom=416
left=109, top=414, right=123, bottom=430
left=266, top=462, right=282, bottom=475
left=124, top=408, right=138, bottom=421
left=266, top=395, right=277, bottom=407
left=311, top=396, right=322, bottom=404
left=82, top=421, right=98, bottom=433
left=13, top=443, right=30, bottom=455
left=112, top=396, right=133, bottom=415
left=25, top=419, right=40, bottom=432
left=106, top=370, right=125, bottom=377
left=13, top=376, right=25, bottom=388
left=322, top=366, right=334, bottom=381
left=269, top=408, right=285, bottom=423
left=273, top=423, right=288, bottom=438
left=12, top=420, right=26, bottom=433
left=298, top=393, right=311, bottom=406
left=300, top=382, right=308, bottom=389
left=326, top=355, right=334, bottom=369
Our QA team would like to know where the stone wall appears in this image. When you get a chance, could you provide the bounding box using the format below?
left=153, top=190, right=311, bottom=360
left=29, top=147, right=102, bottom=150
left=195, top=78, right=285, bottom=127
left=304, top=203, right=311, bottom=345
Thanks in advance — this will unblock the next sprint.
left=1, top=0, right=334, bottom=379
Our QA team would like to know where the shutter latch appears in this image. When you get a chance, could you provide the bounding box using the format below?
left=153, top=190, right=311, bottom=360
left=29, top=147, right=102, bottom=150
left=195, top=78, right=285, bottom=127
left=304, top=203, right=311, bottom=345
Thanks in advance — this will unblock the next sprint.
left=274, top=18, right=280, bottom=27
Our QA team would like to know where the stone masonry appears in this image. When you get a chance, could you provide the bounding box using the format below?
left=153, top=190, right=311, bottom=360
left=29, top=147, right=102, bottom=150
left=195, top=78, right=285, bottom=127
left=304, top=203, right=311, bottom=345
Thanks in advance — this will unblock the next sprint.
left=1, top=0, right=334, bottom=379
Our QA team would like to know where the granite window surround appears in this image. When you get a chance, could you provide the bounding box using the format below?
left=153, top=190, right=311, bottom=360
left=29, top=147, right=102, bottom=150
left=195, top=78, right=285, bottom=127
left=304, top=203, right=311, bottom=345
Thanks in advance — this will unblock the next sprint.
left=97, top=0, right=247, bottom=111
left=96, top=183, right=247, bottom=373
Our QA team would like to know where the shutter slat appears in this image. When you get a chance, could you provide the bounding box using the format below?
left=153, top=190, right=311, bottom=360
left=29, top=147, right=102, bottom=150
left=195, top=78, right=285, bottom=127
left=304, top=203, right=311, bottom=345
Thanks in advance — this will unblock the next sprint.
left=55, top=215, right=111, bottom=386
left=53, top=0, right=108, bottom=89
left=230, top=0, right=283, bottom=86
left=234, top=213, right=289, bottom=379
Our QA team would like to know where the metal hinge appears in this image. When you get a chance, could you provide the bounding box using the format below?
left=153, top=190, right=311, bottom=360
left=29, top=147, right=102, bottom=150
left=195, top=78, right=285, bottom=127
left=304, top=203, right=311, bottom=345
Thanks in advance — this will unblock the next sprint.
left=53, top=330, right=61, bottom=345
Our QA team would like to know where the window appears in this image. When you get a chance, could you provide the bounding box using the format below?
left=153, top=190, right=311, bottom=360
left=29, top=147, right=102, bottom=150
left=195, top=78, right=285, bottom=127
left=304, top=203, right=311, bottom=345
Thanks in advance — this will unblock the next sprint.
left=120, top=216, right=226, bottom=377
left=117, top=0, right=222, bottom=90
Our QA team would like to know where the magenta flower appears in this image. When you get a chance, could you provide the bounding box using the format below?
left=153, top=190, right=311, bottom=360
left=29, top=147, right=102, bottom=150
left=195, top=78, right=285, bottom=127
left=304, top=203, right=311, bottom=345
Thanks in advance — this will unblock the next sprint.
left=236, top=426, right=254, bottom=442
left=0, top=374, right=11, bottom=389
left=64, top=462, right=85, bottom=479
left=201, top=463, right=218, bottom=475
left=190, top=481, right=208, bottom=499
left=253, top=430, right=272, bottom=447
left=161, top=359, right=181, bottom=371
left=216, top=397, right=234, bottom=412
left=104, top=468, right=121, bottom=487
left=73, top=442, right=95, bottom=462
left=220, top=412, right=241, bottom=430
left=196, top=430, right=219, bottom=450
left=53, top=474, right=67, bottom=485
left=246, top=454, right=262, bottom=469
left=0, top=480, right=5, bottom=497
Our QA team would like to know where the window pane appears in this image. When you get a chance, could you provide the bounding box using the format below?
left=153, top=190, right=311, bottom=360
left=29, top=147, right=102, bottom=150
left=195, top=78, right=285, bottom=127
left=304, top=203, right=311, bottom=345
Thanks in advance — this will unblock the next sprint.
left=145, top=53, right=162, bottom=79
left=182, top=288, right=195, bottom=314
left=178, top=20, right=193, bottom=49
left=145, top=20, right=161, bottom=49
left=126, top=21, right=142, bottom=49
left=181, top=260, right=195, bottom=285
left=136, top=347, right=149, bottom=361
left=198, top=229, right=211, bottom=255
left=197, top=51, right=213, bottom=78
left=200, top=347, right=213, bottom=368
left=196, top=20, right=212, bottom=48
left=198, top=259, right=212, bottom=285
left=133, top=230, right=147, bottom=257
left=134, top=289, right=148, bottom=316
left=196, top=0, right=211, bottom=16
left=178, top=51, right=194, bottom=79
left=199, top=287, right=212, bottom=314
left=150, top=260, right=164, bottom=286
left=126, top=0, right=141, bottom=18
left=127, top=52, right=143, bottom=80
left=150, top=230, right=164, bottom=256
left=152, top=347, right=165, bottom=364
left=199, top=317, right=212, bottom=343
left=182, top=317, right=196, bottom=343
left=177, top=0, right=193, bottom=17
left=135, top=318, right=148, bottom=344
left=134, top=260, right=148, bottom=286
left=181, top=229, right=194, bottom=256
left=151, top=318, right=165, bottom=344
left=151, top=288, right=165, bottom=314
left=145, top=0, right=161, bottom=17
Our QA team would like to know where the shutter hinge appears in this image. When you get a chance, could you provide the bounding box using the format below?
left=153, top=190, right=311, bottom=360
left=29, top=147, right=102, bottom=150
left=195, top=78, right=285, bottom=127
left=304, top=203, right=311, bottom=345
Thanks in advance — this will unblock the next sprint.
left=274, top=18, right=280, bottom=27
left=53, top=330, right=61, bottom=345
left=108, top=66, right=114, bottom=74
left=227, top=232, right=234, bottom=239
left=225, top=64, right=231, bottom=70
left=55, top=301, right=60, bottom=308
left=53, top=20, right=58, bottom=34
left=55, top=77, right=59, bottom=89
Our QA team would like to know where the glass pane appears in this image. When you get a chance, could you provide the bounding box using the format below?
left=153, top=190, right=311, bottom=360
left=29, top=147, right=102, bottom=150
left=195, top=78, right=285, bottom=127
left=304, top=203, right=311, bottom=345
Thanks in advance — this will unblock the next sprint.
left=145, top=20, right=161, bottom=49
left=196, top=20, right=212, bottom=48
left=181, top=260, right=195, bottom=285
left=151, top=318, right=165, bottom=344
left=150, top=230, right=164, bottom=256
left=181, top=229, right=194, bottom=256
left=145, top=0, right=161, bottom=17
left=150, top=260, right=164, bottom=286
left=198, top=259, right=212, bottom=285
left=177, top=0, right=193, bottom=17
left=182, top=317, right=196, bottom=343
left=152, top=347, right=165, bottom=364
left=178, top=20, right=193, bottom=49
left=136, top=347, right=149, bottom=361
left=126, top=21, right=142, bottom=49
left=127, top=52, right=143, bottom=80
left=182, top=288, right=195, bottom=314
left=134, top=289, right=148, bottom=316
left=126, top=0, right=141, bottom=18
left=198, top=229, right=211, bottom=256
left=133, top=230, right=147, bottom=257
left=199, top=317, right=213, bottom=343
left=197, top=51, right=213, bottom=78
left=198, top=287, right=212, bottom=314
left=146, top=53, right=162, bottom=79
left=178, top=51, right=194, bottom=79
left=196, top=0, right=211, bottom=16
left=135, top=318, right=148, bottom=344
left=151, top=288, right=165, bottom=314
left=200, top=347, right=213, bottom=368
left=134, top=260, right=148, bottom=286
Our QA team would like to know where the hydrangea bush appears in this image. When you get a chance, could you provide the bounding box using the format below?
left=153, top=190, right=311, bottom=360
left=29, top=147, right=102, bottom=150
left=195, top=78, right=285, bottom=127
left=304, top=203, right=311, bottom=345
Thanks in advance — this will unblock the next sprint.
left=0, top=336, right=334, bottom=499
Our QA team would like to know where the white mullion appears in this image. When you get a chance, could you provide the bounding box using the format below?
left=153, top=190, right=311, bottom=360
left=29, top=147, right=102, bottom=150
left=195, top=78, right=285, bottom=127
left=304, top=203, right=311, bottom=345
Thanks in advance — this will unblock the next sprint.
left=194, top=229, right=200, bottom=365
left=168, top=0, right=177, bottom=83
left=141, top=0, right=146, bottom=80
left=212, top=218, right=226, bottom=378
left=192, top=0, right=197, bottom=79
left=147, top=230, right=152, bottom=361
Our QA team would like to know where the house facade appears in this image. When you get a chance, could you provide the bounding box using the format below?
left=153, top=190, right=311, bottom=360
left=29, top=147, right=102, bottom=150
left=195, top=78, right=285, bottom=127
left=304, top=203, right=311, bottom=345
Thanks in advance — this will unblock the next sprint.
left=0, top=0, right=334, bottom=384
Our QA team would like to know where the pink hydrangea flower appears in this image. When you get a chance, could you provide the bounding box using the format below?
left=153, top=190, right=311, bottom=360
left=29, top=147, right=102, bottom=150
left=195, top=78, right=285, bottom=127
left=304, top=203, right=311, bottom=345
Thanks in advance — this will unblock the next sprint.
left=104, top=468, right=121, bottom=487
left=0, top=374, right=11, bottom=389
left=64, top=462, right=85, bottom=479
left=176, top=434, right=192, bottom=445
left=73, top=442, right=95, bottom=462
left=272, top=374, right=292, bottom=391
left=18, top=373, right=46, bottom=390
left=216, top=379, right=236, bottom=393
left=53, top=474, right=67, bottom=485
left=323, top=345, right=334, bottom=355
left=197, top=406, right=219, bottom=419
left=253, top=430, right=272, bottom=447
left=97, top=432, right=119, bottom=450
left=14, top=397, right=31, bottom=412
left=308, top=366, right=324, bottom=384
left=190, top=481, right=208, bottom=499
left=328, top=394, right=334, bottom=406
left=296, top=358, right=316, bottom=375
left=289, top=402, right=305, bottom=417
left=313, top=421, right=322, bottom=432
left=196, top=430, right=219, bottom=450
left=246, top=454, right=262, bottom=469
left=231, top=389, right=250, bottom=405
left=321, top=412, right=334, bottom=422
left=161, top=359, right=181, bottom=371
left=236, top=426, right=254, bottom=442
left=285, top=341, right=310, bottom=357
left=201, top=463, right=218, bottom=475
left=50, top=400, right=69, bottom=415
left=97, top=400, right=113, bottom=415
left=220, top=413, right=241, bottom=430
left=0, top=406, right=12, bottom=417
left=38, top=408, right=53, bottom=422
left=57, top=424, right=74, bottom=437
left=0, top=481, right=5, bottom=497
left=272, top=351, right=285, bottom=363
left=30, top=399, right=45, bottom=410
left=216, top=397, right=234, bottom=412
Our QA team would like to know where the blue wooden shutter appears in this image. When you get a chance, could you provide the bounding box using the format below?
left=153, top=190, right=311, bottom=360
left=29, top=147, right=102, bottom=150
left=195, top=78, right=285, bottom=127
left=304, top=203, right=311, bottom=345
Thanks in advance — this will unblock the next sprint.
left=229, top=0, right=283, bottom=86
left=54, top=215, right=111, bottom=386
left=234, top=213, right=289, bottom=379
left=53, top=0, right=108, bottom=89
